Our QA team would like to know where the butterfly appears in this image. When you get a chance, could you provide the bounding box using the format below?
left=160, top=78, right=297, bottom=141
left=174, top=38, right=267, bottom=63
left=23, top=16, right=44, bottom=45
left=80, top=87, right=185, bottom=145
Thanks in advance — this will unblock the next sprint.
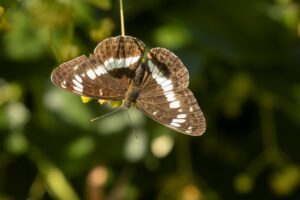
left=51, top=36, right=206, bottom=136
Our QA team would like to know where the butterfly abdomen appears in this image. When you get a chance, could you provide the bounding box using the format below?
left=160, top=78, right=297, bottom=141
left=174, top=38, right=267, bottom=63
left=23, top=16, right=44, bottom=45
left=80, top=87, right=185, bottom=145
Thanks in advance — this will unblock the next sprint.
left=124, top=85, right=140, bottom=107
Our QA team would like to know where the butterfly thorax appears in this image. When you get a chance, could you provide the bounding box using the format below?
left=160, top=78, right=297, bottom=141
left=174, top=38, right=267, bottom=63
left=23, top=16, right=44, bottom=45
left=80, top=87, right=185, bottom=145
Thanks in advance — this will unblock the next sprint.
left=124, top=64, right=145, bottom=108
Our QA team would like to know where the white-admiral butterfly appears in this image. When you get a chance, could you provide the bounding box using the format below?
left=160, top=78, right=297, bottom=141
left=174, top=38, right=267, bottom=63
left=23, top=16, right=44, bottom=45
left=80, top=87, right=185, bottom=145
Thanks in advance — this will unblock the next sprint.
left=51, top=36, right=206, bottom=136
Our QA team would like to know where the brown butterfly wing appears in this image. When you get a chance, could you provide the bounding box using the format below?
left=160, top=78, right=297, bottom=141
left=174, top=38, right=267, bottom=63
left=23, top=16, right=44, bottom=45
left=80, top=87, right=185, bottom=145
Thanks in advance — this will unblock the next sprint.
left=136, top=48, right=206, bottom=136
left=51, top=36, right=145, bottom=100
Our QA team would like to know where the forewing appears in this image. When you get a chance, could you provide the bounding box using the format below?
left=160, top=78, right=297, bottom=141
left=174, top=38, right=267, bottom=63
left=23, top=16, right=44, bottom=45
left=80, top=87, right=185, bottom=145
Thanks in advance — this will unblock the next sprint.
left=138, top=47, right=189, bottom=98
left=94, top=35, right=145, bottom=72
left=51, top=55, right=124, bottom=100
left=51, top=36, right=145, bottom=100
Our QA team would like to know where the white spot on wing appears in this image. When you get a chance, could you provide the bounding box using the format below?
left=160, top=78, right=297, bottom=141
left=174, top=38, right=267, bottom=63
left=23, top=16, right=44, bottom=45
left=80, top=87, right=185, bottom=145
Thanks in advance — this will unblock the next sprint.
left=73, top=85, right=83, bottom=92
left=61, top=80, right=67, bottom=88
left=102, top=67, right=107, bottom=74
left=170, top=122, right=181, bottom=127
left=161, top=80, right=172, bottom=88
left=102, top=56, right=141, bottom=70
left=148, top=60, right=160, bottom=79
left=108, top=58, right=116, bottom=68
left=188, top=126, right=192, bottom=130
left=86, top=69, right=96, bottom=80
left=148, top=60, right=180, bottom=106
left=163, top=84, right=173, bottom=92
left=165, top=91, right=176, bottom=102
left=148, top=60, right=155, bottom=71
left=171, top=118, right=186, bottom=123
left=177, top=114, right=187, bottom=119
left=94, top=66, right=106, bottom=75
left=156, top=76, right=167, bottom=84
left=115, top=58, right=124, bottom=68
left=75, top=75, right=82, bottom=83
left=153, top=111, right=158, bottom=115
left=103, top=58, right=115, bottom=70
left=72, top=79, right=83, bottom=89
left=124, top=57, right=131, bottom=66
left=169, top=101, right=180, bottom=109
left=189, top=106, right=194, bottom=112
left=130, top=56, right=140, bottom=65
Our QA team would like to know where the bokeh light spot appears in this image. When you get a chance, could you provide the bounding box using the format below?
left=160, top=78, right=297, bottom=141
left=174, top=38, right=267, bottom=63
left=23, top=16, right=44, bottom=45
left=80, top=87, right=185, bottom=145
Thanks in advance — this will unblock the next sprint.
left=124, top=130, right=147, bottom=162
left=151, top=135, right=174, bottom=158
left=87, top=165, right=109, bottom=187
left=234, top=174, right=254, bottom=194
left=182, top=184, right=203, bottom=200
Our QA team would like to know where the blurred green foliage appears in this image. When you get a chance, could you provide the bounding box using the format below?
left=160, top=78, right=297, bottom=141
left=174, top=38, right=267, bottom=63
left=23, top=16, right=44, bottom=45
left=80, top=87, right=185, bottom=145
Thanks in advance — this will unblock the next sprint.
left=0, top=0, right=300, bottom=199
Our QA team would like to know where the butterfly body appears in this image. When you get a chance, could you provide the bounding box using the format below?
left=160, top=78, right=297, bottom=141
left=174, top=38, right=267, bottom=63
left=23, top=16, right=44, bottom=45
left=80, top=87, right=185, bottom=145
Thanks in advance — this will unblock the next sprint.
left=51, top=35, right=206, bottom=136
left=124, top=63, right=145, bottom=108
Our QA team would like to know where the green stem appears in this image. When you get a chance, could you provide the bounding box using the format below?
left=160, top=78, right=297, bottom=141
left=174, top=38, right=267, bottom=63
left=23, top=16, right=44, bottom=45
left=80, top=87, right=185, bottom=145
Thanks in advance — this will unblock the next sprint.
left=28, top=147, right=80, bottom=200
left=243, top=153, right=268, bottom=179
left=259, top=95, right=285, bottom=167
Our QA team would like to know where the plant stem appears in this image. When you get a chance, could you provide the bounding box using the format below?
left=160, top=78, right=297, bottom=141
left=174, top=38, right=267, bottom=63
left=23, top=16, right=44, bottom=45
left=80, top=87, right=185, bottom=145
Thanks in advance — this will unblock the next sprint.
left=119, top=0, right=125, bottom=36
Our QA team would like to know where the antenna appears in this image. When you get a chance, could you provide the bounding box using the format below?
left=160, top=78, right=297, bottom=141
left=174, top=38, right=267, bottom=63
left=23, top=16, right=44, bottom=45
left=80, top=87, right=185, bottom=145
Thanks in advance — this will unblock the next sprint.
left=91, top=106, right=124, bottom=122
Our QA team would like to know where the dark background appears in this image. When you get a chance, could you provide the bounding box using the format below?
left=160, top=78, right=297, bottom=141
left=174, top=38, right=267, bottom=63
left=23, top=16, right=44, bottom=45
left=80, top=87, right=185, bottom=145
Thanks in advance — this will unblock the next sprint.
left=0, top=0, right=300, bottom=199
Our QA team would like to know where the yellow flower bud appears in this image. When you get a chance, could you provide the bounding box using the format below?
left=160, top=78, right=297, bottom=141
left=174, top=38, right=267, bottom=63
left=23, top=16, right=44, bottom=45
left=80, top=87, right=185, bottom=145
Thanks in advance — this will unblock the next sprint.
left=98, top=99, right=108, bottom=105
left=81, top=96, right=92, bottom=103
left=110, top=100, right=123, bottom=108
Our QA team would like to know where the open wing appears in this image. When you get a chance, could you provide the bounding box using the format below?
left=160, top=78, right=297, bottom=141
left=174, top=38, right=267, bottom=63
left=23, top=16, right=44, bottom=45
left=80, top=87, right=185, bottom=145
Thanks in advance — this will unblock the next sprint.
left=51, top=35, right=145, bottom=100
left=136, top=48, right=206, bottom=136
